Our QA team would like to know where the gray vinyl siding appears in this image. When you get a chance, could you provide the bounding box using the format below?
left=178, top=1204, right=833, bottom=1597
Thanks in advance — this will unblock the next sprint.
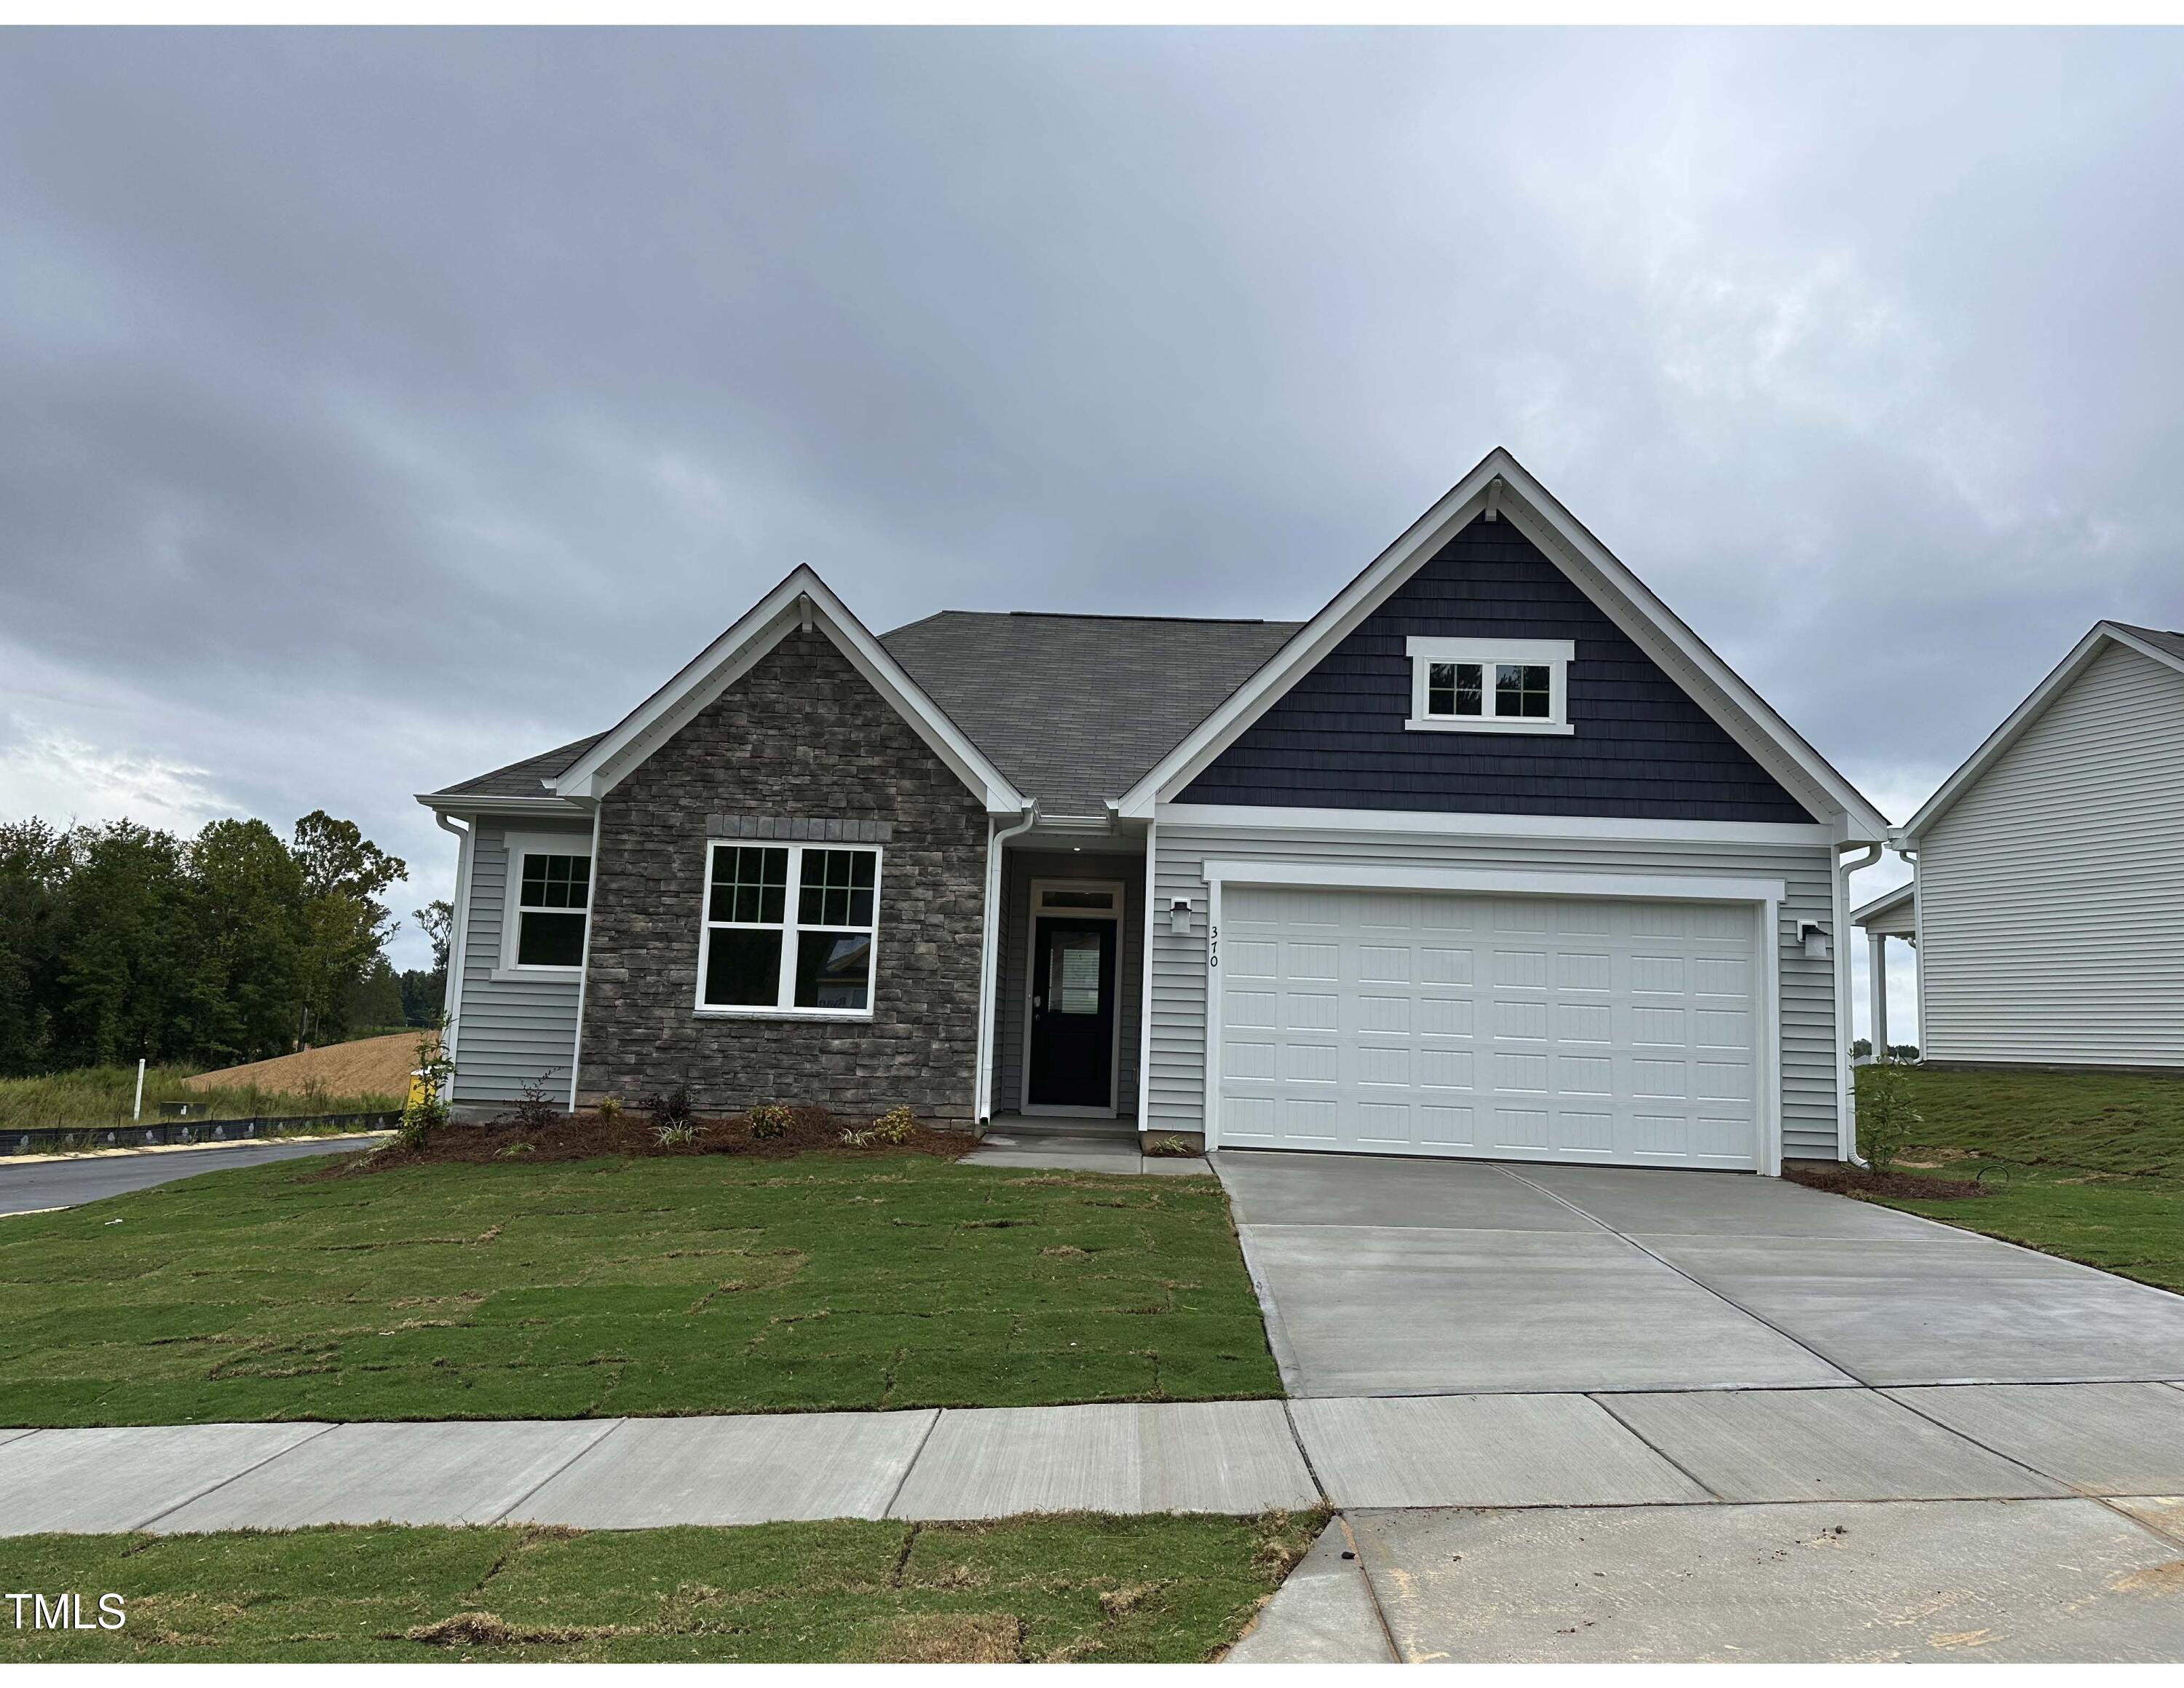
left=450, top=819, right=589, bottom=1108
left=1919, top=642, right=2184, bottom=1068
left=1148, top=824, right=1841, bottom=1162
left=993, top=849, right=1145, bottom=1116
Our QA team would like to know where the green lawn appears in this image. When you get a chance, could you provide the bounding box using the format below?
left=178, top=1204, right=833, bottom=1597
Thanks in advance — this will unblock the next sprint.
left=0, top=1151, right=1280, bottom=1427
left=0, top=1511, right=1321, bottom=1663
left=1870, top=1067, right=2184, bottom=1293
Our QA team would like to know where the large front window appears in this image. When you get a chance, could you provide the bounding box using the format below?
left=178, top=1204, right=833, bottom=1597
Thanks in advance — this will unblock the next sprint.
left=697, top=842, right=881, bottom=1015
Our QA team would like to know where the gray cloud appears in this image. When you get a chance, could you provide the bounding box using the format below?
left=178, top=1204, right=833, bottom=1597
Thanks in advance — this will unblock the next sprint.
left=3, top=28, right=2180, bottom=1035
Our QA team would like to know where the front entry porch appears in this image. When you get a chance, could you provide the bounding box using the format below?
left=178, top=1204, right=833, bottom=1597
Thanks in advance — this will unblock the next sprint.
left=988, top=845, right=1147, bottom=1124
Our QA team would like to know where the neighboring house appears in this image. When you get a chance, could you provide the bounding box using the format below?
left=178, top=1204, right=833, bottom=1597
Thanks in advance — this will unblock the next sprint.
left=418, top=449, right=1889, bottom=1172
left=1861, top=621, right=2184, bottom=1073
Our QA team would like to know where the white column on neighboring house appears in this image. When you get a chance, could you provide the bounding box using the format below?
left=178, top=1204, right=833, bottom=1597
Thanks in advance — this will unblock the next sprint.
left=1867, top=931, right=1889, bottom=1062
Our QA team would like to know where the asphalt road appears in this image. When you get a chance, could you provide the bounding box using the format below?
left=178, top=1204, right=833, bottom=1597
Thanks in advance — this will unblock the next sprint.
left=0, top=1135, right=389, bottom=1216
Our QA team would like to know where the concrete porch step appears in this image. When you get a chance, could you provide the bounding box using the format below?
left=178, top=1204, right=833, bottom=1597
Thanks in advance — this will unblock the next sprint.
left=980, top=1115, right=1138, bottom=1141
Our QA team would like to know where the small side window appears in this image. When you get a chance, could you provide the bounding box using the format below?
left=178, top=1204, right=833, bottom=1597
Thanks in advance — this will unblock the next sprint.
left=502, top=838, right=593, bottom=973
left=1406, top=639, right=1573, bottom=735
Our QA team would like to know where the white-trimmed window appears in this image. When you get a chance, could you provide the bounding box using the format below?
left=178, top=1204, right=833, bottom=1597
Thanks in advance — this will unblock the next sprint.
left=1404, top=636, right=1575, bottom=735
left=499, top=834, right=593, bottom=975
left=696, top=842, right=882, bottom=1017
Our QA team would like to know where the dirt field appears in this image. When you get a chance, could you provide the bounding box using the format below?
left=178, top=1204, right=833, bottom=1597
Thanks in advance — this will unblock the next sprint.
left=181, top=1032, right=433, bottom=1100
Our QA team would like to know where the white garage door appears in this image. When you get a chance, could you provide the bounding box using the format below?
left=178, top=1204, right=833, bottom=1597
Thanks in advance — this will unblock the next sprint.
left=1215, top=886, right=1761, bottom=1170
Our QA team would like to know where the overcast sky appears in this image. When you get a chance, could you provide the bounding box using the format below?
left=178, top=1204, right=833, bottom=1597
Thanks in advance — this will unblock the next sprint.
left=4, top=29, right=2180, bottom=1036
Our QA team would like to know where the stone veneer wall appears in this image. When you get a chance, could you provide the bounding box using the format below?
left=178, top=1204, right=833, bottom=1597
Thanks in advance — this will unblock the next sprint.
left=577, top=626, right=989, bottom=1123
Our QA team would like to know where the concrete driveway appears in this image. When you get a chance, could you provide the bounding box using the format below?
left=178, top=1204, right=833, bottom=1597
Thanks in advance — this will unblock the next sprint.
left=1216, top=1151, right=2184, bottom=1395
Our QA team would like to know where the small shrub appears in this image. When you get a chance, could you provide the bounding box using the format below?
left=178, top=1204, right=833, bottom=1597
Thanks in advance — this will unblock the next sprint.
left=655, top=1122, right=697, bottom=1148
left=747, top=1103, right=792, bottom=1142
left=641, top=1081, right=697, bottom=1134
left=395, top=1022, right=454, bottom=1149
left=499, top=1071, right=560, bottom=1132
left=596, top=1096, right=622, bottom=1121
left=497, top=1140, right=536, bottom=1159
left=1144, top=1135, right=1198, bottom=1158
left=869, top=1105, right=917, bottom=1145
left=1856, top=1060, right=1923, bottom=1177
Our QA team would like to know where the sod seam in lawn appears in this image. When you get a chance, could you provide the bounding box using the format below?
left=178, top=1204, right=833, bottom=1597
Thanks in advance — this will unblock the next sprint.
left=0, top=1149, right=1283, bottom=1427
left=0, top=1511, right=1326, bottom=1663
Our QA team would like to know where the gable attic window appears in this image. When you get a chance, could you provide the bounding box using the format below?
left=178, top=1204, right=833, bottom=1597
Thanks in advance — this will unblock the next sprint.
left=695, top=841, right=882, bottom=1018
left=499, top=835, right=592, bottom=975
left=1404, top=636, right=1576, bottom=735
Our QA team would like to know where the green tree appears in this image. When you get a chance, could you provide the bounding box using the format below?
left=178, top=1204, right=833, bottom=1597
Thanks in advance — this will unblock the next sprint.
left=0, top=819, right=73, bottom=1075
left=344, top=955, right=406, bottom=1031
left=187, top=817, right=311, bottom=1064
left=50, top=821, right=198, bottom=1067
left=290, top=811, right=408, bottom=1044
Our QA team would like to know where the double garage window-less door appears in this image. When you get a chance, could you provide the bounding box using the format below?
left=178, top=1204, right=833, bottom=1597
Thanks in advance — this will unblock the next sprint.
left=1216, top=886, right=1761, bottom=1170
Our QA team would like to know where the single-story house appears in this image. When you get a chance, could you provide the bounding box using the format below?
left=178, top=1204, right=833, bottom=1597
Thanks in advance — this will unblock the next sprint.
left=418, top=449, right=1890, bottom=1172
left=1859, top=620, right=2184, bottom=1073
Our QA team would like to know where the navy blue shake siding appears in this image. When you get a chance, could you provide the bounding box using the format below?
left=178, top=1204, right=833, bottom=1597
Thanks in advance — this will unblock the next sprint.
left=1179, top=517, right=1816, bottom=822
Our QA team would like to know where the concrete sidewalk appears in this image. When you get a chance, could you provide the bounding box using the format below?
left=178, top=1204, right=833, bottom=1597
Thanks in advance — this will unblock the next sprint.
left=6, top=1381, right=2183, bottom=1537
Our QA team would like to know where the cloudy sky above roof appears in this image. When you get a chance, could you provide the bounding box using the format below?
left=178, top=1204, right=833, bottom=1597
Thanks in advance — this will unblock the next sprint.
left=3, top=28, right=2180, bottom=1032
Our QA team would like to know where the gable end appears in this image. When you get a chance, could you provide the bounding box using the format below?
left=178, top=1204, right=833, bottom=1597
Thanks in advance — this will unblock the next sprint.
left=1178, top=516, right=1816, bottom=823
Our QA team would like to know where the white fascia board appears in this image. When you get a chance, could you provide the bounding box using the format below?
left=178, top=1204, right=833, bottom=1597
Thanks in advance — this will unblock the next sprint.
left=1117, top=446, right=1891, bottom=842
left=1902, top=622, right=2184, bottom=842
left=1485, top=462, right=1890, bottom=842
left=1851, top=880, right=1915, bottom=926
left=550, top=565, right=1026, bottom=815
left=1198, top=857, right=1787, bottom=905
left=1115, top=457, right=1504, bottom=818
left=414, top=792, right=591, bottom=821
left=1156, top=801, right=1835, bottom=846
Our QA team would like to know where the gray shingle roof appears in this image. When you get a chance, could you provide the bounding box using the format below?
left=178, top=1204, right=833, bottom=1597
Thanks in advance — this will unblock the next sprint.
left=425, top=615, right=1299, bottom=813
left=432, top=734, right=604, bottom=800
left=2114, top=622, right=2184, bottom=664
left=880, top=612, right=1301, bottom=816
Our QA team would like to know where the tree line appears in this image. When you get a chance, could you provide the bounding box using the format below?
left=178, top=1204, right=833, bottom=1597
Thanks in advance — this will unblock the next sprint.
left=0, top=810, right=450, bottom=1078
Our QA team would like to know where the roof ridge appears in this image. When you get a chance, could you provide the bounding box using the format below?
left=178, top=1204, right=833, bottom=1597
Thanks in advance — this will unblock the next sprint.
left=885, top=609, right=1300, bottom=627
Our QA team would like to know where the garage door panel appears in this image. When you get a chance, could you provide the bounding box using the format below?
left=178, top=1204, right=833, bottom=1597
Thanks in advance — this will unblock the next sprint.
left=1285, top=993, right=1338, bottom=1031
left=1217, top=888, right=1760, bottom=1170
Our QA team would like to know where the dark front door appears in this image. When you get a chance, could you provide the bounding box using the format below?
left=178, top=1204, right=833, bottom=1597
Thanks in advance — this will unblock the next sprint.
left=1028, top=917, right=1117, bottom=1108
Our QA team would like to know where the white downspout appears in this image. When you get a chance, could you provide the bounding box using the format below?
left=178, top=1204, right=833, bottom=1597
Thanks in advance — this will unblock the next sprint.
left=1836, top=839, right=1882, bottom=1164
left=974, top=802, right=1037, bottom=1127
left=433, top=812, right=475, bottom=1105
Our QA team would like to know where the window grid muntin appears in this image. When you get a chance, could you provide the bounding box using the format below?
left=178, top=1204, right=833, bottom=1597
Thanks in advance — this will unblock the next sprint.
left=1426, top=660, right=1485, bottom=718
left=699, top=840, right=882, bottom=1015
left=710, top=845, right=788, bottom=926
left=520, top=853, right=590, bottom=912
left=1495, top=662, right=1551, bottom=719
left=511, top=848, right=591, bottom=971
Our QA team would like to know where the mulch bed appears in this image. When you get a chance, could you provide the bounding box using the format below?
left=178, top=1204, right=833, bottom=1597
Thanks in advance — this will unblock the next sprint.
left=1783, top=1162, right=1992, bottom=1202
left=336, top=1106, right=970, bottom=1174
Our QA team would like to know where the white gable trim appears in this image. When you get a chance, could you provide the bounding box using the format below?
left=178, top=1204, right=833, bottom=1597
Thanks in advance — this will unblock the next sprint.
left=1851, top=880, right=1915, bottom=928
left=1115, top=448, right=1890, bottom=842
left=1903, top=621, right=2184, bottom=842
left=552, top=566, right=1026, bottom=813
